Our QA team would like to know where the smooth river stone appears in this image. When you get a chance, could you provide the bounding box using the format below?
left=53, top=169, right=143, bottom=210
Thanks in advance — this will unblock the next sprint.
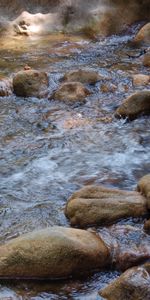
left=13, top=70, right=49, bottom=98
left=50, top=81, right=90, bottom=104
left=99, top=264, right=150, bottom=300
left=62, top=69, right=102, bottom=84
left=114, top=91, right=150, bottom=120
left=0, top=226, right=110, bottom=279
left=65, top=185, right=147, bottom=227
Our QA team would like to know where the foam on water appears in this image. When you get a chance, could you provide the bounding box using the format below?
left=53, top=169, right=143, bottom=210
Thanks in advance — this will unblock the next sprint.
left=0, top=22, right=150, bottom=299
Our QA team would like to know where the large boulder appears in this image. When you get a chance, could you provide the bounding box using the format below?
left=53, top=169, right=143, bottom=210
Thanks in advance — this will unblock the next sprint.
left=137, top=174, right=150, bottom=209
left=115, top=91, right=150, bottom=120
left=62, top=69, right=102, bottom=84
left=13, top=70, right=49, bottom=98
left=99, top=264, right=150, bottom=300
left=99, top=225, right=150, bottom=271
left=50, top=82, right=90, bottom=104
left=65, top=185, right=147, bottom=227
left=134, top=23, right=150, bottom=44
left=0, top=226, right=110, bottom=279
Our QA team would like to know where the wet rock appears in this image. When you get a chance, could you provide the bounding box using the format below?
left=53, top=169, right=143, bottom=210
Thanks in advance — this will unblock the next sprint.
left=137, top=174, right=150, bottom=209
left=132, top=74, right=150, bottom=86
left=50, top=82, right=90, bottom=104
left=100, top=83, right=117, bottom=93
left=65, top=185, right=147, bottom=227
left=144, top=219, right=150, bottom=234
left=99, top=265, right=150, bottom=300
left=13, top=70, right=49, bottom=98
left=0, top=226, right=110, bottom=279
left=99, top=225, right=150, bottom=271
left=0, top=78, right=12, bottom=96
left=115, top=91, right=150, bottom=120
left=62, top=69, right=102, bottom=84
left=143, top=53, right=150, bottom=67
left=134, top=23, right=150, bottom=44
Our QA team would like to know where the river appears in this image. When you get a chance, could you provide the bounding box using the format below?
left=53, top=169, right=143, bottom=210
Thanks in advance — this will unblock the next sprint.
left=0, top=23, right=150, bottom=299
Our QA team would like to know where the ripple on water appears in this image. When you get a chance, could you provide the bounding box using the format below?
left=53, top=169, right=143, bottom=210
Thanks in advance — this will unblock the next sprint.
left=0, top=24, right=150, bottom=299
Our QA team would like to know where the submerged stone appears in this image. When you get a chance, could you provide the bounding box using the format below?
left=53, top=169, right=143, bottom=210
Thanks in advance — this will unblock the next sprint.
left=0, top=226, right=110, bottom=279
left=65, top=185, right=147, bottom=227
left=115, top=91, right=150, bottom=120
left=62, top=69, right=102, bottom=84
left=13, top=70, right=49, bottom=98
left=99, top=225, right=150, bottom=271
left=50, top=82, right=90, bottom=104
left=99, top=264, right=150, bottom=300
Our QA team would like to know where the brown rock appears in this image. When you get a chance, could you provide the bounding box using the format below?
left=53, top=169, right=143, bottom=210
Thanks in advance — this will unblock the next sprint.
left=62, top=69, right=102, bottom=84
left=144, top=219, right=150, bottom=234
left=50, top=82, right=90, bottom=104
left=143, top=53, right=150, bottom=67
left=65, top=185, right=147, bottom=227
left=132, top=74, right=150, bottom=86
left=13, top=70, right=49, bottom=98
left=0, top=226, right=110, bottom=279
left=99, top=265, right=150, bottom=300
left=137, top=174, right=150, bottom=209
left=100, top=83, right=117, bottom=93
left=134, top=23, right=150, bottom=44
left=115, top=91, right=150, bottom=120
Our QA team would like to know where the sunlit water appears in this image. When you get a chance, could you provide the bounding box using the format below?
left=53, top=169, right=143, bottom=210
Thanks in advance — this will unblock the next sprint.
left=0, top=24, right=150, bottom=299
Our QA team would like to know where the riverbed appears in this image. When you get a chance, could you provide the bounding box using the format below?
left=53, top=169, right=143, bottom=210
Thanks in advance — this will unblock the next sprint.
left=0, top=24, right=150, bottom=299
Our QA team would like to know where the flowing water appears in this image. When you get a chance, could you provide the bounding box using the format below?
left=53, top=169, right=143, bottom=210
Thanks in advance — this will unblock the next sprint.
left=0, top=24, right=150, bottom=299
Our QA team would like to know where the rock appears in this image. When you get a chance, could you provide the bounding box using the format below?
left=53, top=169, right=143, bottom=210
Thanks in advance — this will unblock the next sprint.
left=134, top=23, right=150, bottom=44
left=143, top=53, right=150, bottom=67
left=132, top=74, right=150, bottom=86
left=0, top=78, right=12, bottom=96
left=65, top=185, right=147, bottom=227
left=62, top=69, right=102, bottom=84
left=99, top=225, right=150, bottom=271
left=99, top=265, right=150, bottom=300
left=0, top=226, right=110, bottom=279
left=144, top=219, right=150, bottom=234
left=100, top=83, right=117, bottom=93
left=137, top=174, right=150, bottom=209
left=13, top=70, right=49, bottom=98
left=0, top=1, right=150, bottom=37
left=12, top=11, right=61, bottom=36
left=115, top=91, right=150, bottom=120
left=50, top=82, right=90, bottom=104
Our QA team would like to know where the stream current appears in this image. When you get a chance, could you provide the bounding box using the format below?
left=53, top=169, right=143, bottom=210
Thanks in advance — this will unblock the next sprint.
left=0, top=24, right=150, bottom=299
